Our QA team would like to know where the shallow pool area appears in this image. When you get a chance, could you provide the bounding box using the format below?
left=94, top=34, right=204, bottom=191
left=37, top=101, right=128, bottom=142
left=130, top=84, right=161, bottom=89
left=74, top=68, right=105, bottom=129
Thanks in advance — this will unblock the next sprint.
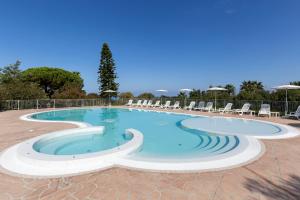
left=0, top=107, right=299, bottom=177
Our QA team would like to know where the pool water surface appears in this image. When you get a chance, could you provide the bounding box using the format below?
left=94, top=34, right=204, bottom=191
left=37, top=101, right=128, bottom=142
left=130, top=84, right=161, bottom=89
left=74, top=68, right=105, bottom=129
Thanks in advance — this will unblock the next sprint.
left=31, top=108, right=242, bottom=159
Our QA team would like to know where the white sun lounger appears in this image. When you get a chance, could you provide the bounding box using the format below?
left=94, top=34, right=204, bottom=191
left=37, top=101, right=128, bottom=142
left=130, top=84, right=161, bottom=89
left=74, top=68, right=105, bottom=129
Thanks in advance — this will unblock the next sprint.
left=161, top=101, right=171, bottom=109
left=125, top=99, right=133, bottom=106
left=218, top=103, right=233, bottom=114
left=233, top=103, right=251, bottom=115
left=170, top=101, right=181, bottom=109
left=132, top=100, right=142, bottom=107
left=141, top=100, right=148, bottom=107
left=202, top=102, right=213, bottom=112
left=193, top=101, right=205, bottom=111
left=146, top=100, right=153, bottom=107
left=151, top=100, right=160, bottom=107
left=285, top=105, right=300, bottom=120
left=184, top=101, right=196, bottom=111
left=258, top=104, right=271, bottom=117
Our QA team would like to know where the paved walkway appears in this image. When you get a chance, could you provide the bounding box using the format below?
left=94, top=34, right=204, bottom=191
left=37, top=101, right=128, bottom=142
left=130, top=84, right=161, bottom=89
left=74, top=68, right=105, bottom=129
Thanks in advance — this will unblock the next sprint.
left=0, top=107, right=300, bottom=200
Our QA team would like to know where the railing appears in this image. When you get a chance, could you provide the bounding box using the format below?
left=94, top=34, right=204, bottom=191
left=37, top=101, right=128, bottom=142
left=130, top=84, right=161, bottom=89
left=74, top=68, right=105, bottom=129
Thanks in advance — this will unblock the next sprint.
left=0, top=98, right=299, bottom=115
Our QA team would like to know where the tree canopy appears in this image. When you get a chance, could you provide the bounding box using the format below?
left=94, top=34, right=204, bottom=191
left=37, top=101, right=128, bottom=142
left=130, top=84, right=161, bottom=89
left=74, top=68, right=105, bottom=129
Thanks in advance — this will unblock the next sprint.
left=237, top=81, right=268, bottom=100
left=98, top=43, right=119, bottom=97
left=0, top=61, right=46, bottom=100
left=119, top=92, right=134, bottom=99
left=137, top=92, right=155, bottom=99
left=189, top=89, right=202, bottom=99
left=0, top=60, right=22, bottom=84
left=22, top=67, right=84, bottom=98
left=86, top=93, right=99, bottom=99
left=177, top=91, right=187, bottom=98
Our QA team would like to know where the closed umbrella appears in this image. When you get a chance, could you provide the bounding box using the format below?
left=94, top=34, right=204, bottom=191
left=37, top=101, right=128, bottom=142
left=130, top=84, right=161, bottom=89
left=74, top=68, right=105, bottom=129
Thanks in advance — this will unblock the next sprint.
left=104, top=90, right=116, bottom=107
left=207, top=87, right=227, bottom=111
left=272, top=85, right=300, bottom=115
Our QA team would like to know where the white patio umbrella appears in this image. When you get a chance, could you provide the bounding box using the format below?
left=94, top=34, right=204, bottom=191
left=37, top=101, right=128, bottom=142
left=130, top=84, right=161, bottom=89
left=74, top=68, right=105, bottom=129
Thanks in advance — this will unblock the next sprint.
left=180, top=88, right=192, bottom=107
left=104, top=90, right=116, bottom=107
left=156, top=89, right=168, bottom=105
left=207, top=87, right=227, bottom=111
left=272, top=84, right=300, bottom=115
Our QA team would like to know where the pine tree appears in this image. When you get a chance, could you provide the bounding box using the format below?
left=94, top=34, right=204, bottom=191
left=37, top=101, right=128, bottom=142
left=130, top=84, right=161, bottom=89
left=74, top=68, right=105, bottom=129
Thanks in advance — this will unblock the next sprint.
left=98, top=43, right=119, bottom=97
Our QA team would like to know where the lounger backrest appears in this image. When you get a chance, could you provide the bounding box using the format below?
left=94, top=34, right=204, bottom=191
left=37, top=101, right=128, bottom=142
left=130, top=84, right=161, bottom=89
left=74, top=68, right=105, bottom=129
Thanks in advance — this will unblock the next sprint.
left=147, top=100, right=153, bottom=106
left=189, top=101, right=196, bottom=109
left=136, top=100, right=142, bottom=105
left=224, top=103, right=233, bottom=110
left=127, top=99, right=133, bottom=105
left=241, top=103, right=251, bottom=112
left=154, top=100, right=160, bottom=106
left=295, top=105, right=300, bottom=115
left=165, top=101, right=171, bottom=106
left=197, top=101, right=205, bottom=108
left=174, top=101, right=180, bottom=107
left=206, top=102, right=213, bottom=109
left=260, top=104, right=270, bottom=113
left=142, top=100, right=148, bottom=105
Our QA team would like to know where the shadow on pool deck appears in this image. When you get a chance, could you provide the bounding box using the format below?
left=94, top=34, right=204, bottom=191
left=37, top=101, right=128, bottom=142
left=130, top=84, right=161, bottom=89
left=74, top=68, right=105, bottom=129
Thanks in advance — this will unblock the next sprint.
left=244, top=173, right=300, bottom=200
left=288, top=123, right=300, bottom=128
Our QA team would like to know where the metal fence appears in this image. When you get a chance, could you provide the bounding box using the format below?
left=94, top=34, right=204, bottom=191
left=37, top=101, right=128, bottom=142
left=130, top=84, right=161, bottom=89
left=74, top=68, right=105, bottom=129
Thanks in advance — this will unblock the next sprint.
left=0, top=99, right=124, bottom=111
left=0, top=98, right=299, bottom=115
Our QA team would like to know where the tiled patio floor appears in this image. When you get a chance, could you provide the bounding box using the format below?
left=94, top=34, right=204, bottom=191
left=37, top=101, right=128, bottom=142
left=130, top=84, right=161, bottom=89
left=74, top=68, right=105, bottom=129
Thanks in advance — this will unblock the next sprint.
left=0, top=107, right=300, bottom=200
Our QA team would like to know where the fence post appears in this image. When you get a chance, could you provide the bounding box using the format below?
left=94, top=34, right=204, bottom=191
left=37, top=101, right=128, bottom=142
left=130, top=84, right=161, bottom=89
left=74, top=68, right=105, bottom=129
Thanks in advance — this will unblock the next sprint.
left=17, top=100, right=20, bottom=110
left=53, top=99, right=56, bottom=109
left=36, top=99, right=39, bottom=109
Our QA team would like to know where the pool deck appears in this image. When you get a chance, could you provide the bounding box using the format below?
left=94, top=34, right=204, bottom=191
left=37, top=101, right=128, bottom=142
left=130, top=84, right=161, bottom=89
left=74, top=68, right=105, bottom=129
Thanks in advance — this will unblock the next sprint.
left=0, top=106, right=300, bottom=200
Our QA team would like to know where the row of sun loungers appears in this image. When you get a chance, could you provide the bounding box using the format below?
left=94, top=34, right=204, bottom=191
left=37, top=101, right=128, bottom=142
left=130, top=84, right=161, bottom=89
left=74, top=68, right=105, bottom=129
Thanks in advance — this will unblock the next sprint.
left=125, top=99, right=300, bottom=119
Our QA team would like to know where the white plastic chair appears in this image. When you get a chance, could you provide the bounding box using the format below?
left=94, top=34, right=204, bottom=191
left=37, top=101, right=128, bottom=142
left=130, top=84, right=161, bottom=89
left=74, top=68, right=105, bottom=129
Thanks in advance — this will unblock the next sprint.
left=233, top=103, right=251, bottom=115
left=161, top=101, right=171, bottom=109
left=151, top=100, right=161, bottom=107
left=184, top=101, right=196, bottom=111
left=286, top=105, right=300, bottom=119
left=125, top=99, right=133, bottom=106
left=170, top=101, right=180, bottom=109
left=194, top=101, right=205, bottom=111
left=258, top=104, right=271, bottom=117
left=218, top=103, right=233, bottom=114
left=202, top=102, right=213, bottom=112
left=132, top=100, right=142, bottom=107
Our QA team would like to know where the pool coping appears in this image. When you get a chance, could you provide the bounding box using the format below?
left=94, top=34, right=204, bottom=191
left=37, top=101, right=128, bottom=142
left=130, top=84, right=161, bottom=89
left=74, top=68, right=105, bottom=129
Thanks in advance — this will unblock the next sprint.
left=0, top=106, right=299, bottom=178
left=0, top=127, right=143, bottom=177
left=20, top=106, right=300, bottom=139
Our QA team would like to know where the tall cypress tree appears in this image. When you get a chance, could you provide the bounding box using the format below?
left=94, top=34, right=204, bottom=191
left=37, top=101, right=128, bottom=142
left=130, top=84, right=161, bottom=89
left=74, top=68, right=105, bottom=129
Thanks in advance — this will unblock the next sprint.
left=98, top=43, right=119, bottom=97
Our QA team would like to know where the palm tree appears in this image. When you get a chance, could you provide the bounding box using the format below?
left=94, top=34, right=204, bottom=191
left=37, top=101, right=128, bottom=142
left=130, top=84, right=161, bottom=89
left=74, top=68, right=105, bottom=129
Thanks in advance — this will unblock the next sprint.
left=240, top=81, right=264, bottom=92
left=238, top=81, right=267, bottom=100
left=224, top=84, right=236, bottom=96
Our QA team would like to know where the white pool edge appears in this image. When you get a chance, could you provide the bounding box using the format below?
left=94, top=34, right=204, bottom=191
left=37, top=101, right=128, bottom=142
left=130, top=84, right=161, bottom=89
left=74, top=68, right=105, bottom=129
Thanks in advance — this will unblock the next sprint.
left=0, top=106, right=298, bottom=177
left=0, top=127, right=144, bottom=177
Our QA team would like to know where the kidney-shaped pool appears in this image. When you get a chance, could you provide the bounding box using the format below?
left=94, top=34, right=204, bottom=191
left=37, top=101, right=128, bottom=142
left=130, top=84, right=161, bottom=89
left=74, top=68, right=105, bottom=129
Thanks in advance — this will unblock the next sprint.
left=0, top=108, right=299, bottom=177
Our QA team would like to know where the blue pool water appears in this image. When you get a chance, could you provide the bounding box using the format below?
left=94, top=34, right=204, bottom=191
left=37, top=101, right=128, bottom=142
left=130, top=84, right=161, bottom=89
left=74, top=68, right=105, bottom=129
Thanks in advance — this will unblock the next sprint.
left=30, top=108, right=261, bottom=159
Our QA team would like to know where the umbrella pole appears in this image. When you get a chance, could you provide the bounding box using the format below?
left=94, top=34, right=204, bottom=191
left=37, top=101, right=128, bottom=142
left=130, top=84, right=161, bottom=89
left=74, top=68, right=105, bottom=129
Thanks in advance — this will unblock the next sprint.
left=109, top=93, right=111, bottom=107
left=215, top=92, right=217, bottom=111
left=285, top=89, right=288, bottom=115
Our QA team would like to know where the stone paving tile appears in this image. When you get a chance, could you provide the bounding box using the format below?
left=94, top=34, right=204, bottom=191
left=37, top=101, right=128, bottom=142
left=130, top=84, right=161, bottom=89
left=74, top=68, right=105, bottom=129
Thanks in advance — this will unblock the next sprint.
left=0, top=108, right=300, bottom=200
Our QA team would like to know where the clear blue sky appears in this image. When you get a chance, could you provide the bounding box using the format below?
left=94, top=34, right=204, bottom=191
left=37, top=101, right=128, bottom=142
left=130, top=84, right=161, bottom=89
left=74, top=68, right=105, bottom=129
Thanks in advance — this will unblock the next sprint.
left=0, top=0, right=300, bottom=95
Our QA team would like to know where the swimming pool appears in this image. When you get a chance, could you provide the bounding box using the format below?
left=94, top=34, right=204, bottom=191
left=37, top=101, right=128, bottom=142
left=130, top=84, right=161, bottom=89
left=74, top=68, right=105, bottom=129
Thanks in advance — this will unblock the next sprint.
left=31, top=108, right=242, bottom=159
left=1, top=107, right=299, bottom=177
